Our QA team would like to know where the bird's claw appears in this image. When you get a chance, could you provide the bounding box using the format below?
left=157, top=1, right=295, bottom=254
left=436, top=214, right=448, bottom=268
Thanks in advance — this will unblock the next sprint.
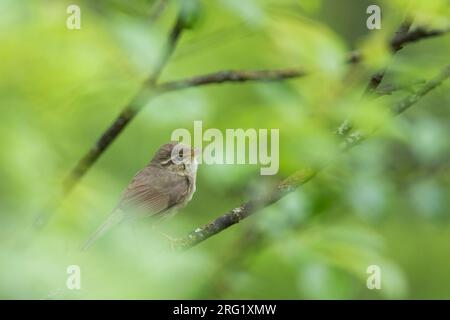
left=152, top=226, right=184, bottom=250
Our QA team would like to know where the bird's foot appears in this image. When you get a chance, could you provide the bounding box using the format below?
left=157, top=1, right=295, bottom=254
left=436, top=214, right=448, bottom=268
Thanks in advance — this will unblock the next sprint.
left=151, top=225, right=184, bottom=251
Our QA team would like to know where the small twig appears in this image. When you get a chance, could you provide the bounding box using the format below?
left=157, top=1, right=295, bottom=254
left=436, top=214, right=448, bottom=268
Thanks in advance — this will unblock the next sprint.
left=336, top=17, right=413, bottom=138
left=391, top=65, right=450, bottom=115
left=363, top=18, right=414, bottom=95
left=365, top=26, right=447, bottom=93
left=157, top=69, right=307, bottom=92
left=390, top=27, right=448, bottom=51
left=175, top=65, right=450, bottom=250
left=374, top=80, right=426, bottom=97
left=361, top=24, right=448, bottom=97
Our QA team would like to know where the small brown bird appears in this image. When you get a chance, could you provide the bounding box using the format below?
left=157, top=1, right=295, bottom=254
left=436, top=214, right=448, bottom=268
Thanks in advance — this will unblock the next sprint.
left=81, top=142, right=199, bottom=250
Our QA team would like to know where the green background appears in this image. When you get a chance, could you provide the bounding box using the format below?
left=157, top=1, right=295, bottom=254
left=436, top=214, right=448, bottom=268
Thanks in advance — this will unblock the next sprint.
left=0, top=0, right=449, bottom=299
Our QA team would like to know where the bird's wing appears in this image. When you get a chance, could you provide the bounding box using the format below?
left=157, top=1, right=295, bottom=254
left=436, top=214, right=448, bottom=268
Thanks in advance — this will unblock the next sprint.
left=119, top=167, right=189, bottom=217
left=120, top=177, right=171, bottom=214
left=81, top=167, right=192, bottom=250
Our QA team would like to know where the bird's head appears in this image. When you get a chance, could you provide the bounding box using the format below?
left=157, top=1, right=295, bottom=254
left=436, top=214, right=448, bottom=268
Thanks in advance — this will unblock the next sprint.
left=151, top=142, right=199, bottom=175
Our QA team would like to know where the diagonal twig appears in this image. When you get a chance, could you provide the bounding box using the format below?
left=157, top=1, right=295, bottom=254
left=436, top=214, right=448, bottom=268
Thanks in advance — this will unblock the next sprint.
left=336, top=18, right=414, bottom=138
left=390, top=26, right=449, bottom=51
left=335, top=17, right=448, bottom=138
left=364, top=26, right=448, bottom=94
left=364, top=18, right=415, bottom=93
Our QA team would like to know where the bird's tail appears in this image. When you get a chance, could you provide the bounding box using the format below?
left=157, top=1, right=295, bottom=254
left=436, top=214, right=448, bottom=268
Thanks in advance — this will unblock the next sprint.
left=81, top=208, right=126, bottom=251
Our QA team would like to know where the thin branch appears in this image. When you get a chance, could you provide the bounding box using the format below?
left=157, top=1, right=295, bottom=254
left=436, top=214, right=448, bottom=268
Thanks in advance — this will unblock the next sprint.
left=358, top=18, right=411, bottom=94
left=176, top=65, right=450, bottom=250
left=336, top=18, right=414, bottom=138
left=390, top=27, right=448, bottom=51
left=364, top=18, right=414, bottom=95
left=175, top=167, right=318, bottom=250
left=341, top=23, right=448, bottom=66
left=391, top=65, right=450, bottom=115
left=362, top=23, right=448, bottom=96
left=340, top=65, right=450, bottom=149
left=373, top=80, right=426, bottom=97
left=157, top=68, right=307, bottom=92
left=364, top=26, right=447, bottom=93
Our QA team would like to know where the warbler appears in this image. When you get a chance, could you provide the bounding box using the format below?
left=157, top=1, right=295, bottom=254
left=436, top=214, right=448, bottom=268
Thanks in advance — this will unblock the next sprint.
left=81, top=142, right=198, bottom=250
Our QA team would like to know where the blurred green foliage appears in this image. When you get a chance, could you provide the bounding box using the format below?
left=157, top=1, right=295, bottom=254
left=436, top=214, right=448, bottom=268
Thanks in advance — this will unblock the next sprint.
left=0, top=0, right=449, bottom=299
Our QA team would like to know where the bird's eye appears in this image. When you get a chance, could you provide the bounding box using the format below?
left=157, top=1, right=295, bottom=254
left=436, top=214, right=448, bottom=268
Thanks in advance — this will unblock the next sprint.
left=175, top=149, right=185, bottom=162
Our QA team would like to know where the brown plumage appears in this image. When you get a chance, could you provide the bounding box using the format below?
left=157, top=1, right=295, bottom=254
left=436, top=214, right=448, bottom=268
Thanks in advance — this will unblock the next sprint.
left=81, top=142, right=198, bottom=250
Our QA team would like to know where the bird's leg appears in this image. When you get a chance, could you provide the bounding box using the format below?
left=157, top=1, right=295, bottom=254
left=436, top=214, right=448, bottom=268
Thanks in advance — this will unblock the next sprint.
left=150, top=224, right=183, bottom=250
left=151, top=225, right=176, bottom=241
